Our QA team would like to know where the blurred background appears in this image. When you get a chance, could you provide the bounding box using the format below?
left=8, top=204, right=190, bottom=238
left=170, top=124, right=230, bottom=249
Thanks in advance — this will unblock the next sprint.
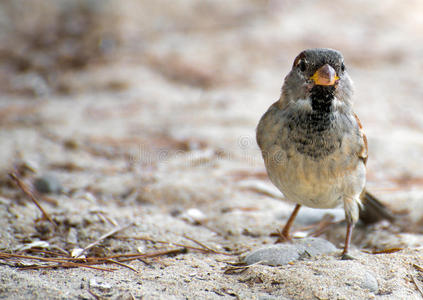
left=1, top=0, right=423, bottom=251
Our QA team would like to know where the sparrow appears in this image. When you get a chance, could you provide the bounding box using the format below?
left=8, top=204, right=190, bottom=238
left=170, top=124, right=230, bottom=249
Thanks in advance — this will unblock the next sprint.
left=256, top=48, right=394, bottom=258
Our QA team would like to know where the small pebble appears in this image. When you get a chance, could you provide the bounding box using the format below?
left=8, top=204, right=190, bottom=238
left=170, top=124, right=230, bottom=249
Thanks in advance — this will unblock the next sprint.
left=360, top=272, right=379, bottom=293
left=71, top=248, right=85, bottom=258
left=181, top=208, right=207, bottom=224
left=244, top=237, right=337, bottom=266
left=33, top=174, right=63, bottom=194
left=89, top=278, right=112, bottom=291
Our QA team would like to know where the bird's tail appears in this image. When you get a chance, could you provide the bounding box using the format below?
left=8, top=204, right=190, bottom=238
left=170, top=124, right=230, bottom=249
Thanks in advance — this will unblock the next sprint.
left=359, top=189, right=395, bottom=224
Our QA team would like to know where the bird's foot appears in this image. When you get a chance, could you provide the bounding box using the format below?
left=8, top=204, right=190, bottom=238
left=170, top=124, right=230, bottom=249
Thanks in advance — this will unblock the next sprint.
left=270, top=230, right=292, bottom=244
left=341, top=253, right=355, bottom=260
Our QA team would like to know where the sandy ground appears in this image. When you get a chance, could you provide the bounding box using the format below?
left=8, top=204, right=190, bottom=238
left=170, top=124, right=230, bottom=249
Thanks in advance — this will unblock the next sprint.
left=1, top=0, right=423, bottom=299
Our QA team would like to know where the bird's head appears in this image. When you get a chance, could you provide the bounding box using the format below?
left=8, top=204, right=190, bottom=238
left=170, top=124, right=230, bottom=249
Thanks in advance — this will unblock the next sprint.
left=281, top=48, right=354, bottom=110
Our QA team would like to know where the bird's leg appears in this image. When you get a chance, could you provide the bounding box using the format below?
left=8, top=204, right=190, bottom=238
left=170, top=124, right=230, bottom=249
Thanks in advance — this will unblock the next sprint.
left=275, top=204, right=301, bottom=243
left=341, top=219, right=355, bottom=260
left=341, top=197, right=359, bottom=259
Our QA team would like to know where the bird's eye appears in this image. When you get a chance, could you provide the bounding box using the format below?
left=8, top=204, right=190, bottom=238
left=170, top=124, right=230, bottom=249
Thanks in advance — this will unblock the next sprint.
left=341, top=63, right=345, bottom=72
left=297, top=59, right=307, bottom=72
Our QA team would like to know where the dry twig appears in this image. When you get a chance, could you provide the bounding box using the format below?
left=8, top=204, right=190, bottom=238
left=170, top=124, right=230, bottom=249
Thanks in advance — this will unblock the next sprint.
left=88, top=289, right=103, bottom=300
left=182, top=234, right=232, bottom=256
left=9, top=171, right=56, bottom=226
left=20, top=263, right=115, bottom=272
left=118, top=236, right=208, bottom=253
left=0, top=231, right=230, bottom=273
left=413, top=264, right=423, bottom=272
left=0, top=246, right=190, bottom=273
left=0, top=252, right=115, bottom=271
left=76, top=223, right=133, bottom=258
left=118, top=235, right=235, bottom=256
left=411, top=275, right=423, bottom=297
left=362, top=248, right=404, bottom=255
left=105, top=259, right=138, bottom=273
left=118, top=248, right=187, bottom=262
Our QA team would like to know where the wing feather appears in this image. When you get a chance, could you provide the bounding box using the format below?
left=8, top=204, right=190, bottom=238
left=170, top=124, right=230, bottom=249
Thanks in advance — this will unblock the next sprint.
left=353, top=113, right=368, bottom=165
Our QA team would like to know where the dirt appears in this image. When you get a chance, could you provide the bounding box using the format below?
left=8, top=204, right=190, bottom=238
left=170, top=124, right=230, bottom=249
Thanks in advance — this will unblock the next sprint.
left=1, top=0, right=423, bottom=299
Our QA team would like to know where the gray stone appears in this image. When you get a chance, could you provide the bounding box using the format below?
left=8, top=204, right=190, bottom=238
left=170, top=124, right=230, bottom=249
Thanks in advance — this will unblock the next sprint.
left=89, top=278, right=112, bottom=291
left=244, top=237, right=337, bottom=266
left=360, top=272, right=379, bottom=293
left=294, top=237, right=337, bottom=257
left=33, top=174, right=62, bottom=194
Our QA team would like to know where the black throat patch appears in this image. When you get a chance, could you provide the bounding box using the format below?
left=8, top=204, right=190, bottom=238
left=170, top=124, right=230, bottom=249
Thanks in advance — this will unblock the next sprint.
left=286, top=85, right=340, bottom=159
left=310, top=85, right=335, bottom=114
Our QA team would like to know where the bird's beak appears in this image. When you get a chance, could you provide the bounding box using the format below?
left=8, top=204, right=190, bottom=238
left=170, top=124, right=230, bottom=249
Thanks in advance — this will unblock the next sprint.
left=310, top=64, right=339, bottom=86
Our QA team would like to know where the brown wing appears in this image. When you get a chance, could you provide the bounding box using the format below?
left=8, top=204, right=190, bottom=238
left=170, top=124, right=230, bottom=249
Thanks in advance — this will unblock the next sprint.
left=353, top=113, right=368, bottom=165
